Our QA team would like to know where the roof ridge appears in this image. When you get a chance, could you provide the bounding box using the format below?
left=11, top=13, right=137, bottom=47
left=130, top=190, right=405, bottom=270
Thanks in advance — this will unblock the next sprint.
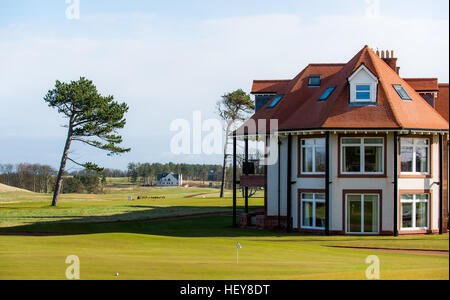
left=253, top=79, right=291, bottom=82
left=308, top=63, right=346, bottom=66
left=319, top=46, right=393, bottom=128
left=370, top=48, right=448, bottom=129
left=403, top=77, right=438, bottom=80
left=280, top=49, right=366, bottom=129
left=365, top=47, right=403, bottom=128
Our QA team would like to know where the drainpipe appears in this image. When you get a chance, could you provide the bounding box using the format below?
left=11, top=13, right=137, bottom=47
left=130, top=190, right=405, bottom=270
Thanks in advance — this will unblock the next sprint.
left=393, top=131, right=399, bottom=237
left=325, top=132, right=331, bottom=236
left=287, top=134, right=292, bottom=233
left=278, top=137, right=281, bottom=228
left=439, top=134, right=444, bottom=235
left=232, top=135, right=237, bottom=228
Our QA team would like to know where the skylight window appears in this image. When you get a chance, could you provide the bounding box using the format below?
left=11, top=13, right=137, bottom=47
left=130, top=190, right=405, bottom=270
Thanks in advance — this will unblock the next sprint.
left=319, top=86, right=336, bottom=101
left=308, top=75, right=321, bottom=87
left=267, top=95, right=284, bottom=108
left=393, top=85, right=412, bottom=100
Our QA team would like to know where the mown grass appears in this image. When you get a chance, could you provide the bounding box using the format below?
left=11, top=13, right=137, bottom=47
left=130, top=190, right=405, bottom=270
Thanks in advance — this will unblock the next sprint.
left=0, top=186, right=262, bottom=227
left=0, top=184, right=447, bottom=280
left=0, top=217, right=448, bottom=280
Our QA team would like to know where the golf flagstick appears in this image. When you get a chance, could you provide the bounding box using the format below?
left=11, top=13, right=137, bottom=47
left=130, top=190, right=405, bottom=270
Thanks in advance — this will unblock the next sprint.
left=237, top=242, right=242, bottom=264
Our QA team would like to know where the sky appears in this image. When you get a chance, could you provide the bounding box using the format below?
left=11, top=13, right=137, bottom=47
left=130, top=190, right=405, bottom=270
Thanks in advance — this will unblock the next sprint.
left=0, top=0, right=449, bottom=171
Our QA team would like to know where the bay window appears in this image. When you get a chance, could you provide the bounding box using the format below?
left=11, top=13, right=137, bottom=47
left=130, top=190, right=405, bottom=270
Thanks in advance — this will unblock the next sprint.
left=401, top=194, right=429, bottom=230
left=341, top=138, right=384, bottom=175
left=301, top=193, right=326, bottom=229
left=400, top=138, right=430, bottom=174
left=301, top=138, right=326, bottom=174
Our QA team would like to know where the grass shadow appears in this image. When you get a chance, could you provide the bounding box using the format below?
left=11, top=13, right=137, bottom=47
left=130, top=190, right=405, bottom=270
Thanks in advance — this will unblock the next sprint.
left=0, top=205, right=287, bottom=238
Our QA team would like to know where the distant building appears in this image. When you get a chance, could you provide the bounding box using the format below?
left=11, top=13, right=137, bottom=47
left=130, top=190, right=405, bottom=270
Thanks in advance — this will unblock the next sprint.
left=156, top=173, right=183, bottom=187
left=208, top=170, right=217, bottom=181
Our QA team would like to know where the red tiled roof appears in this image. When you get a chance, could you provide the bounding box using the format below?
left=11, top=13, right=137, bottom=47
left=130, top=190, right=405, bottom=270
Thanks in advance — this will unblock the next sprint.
left=436, top=84, right=449, bottom=122
left=251, top=80, right=290, bottom=94
left=238, top=46, right=449, bottom=133
left=403, top=78, right=439, bottom=92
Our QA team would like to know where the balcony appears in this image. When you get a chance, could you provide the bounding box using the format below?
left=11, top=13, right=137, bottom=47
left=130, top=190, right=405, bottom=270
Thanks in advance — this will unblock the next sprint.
left=240, top=174, right=265, bottom=187
left=240, top=160, right=265, bottom=187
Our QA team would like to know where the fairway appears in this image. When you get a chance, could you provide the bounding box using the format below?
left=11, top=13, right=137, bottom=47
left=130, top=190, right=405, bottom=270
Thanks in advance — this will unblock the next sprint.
left=0, top=186, right=448, bottom=280
left=0, top=185, right=259, bottom=228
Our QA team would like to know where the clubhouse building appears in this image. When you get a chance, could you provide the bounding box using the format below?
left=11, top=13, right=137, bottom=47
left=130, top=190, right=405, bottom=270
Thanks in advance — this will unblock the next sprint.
left=233, top=46, right=449, bottom=236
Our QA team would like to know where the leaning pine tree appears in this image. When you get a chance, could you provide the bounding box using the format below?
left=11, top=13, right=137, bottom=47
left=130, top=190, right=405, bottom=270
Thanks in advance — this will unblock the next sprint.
left=44, top=77, right=130, bottom=206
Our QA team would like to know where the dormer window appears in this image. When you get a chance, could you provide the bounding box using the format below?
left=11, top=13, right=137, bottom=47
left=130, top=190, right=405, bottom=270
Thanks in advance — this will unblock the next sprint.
left=348, top=65, right=378, bottom=104
left=308, top=75, right=321, bottom=87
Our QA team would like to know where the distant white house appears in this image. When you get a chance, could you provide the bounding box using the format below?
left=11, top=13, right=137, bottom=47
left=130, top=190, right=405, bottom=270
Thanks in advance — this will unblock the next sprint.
left=156, top=173, right=183, bottom=187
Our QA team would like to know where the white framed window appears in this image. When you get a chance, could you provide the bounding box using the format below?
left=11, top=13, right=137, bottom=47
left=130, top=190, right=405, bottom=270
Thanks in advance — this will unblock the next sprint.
left=351, top=83, right=377, bottom=103
left=348, top=65, right=378, bottom=104
left=341, top=137, right=384, bottom=175
left=301, top=138, right=326, bottom=174
left=355, top=84, right=371, bottom=101
left=301, top=193, right=326, bottom=229
left=400, top=138, right=430, bottom=175
left=401, top=194, right=430, bottom=230
left=346, top=193, right=379, bottom=234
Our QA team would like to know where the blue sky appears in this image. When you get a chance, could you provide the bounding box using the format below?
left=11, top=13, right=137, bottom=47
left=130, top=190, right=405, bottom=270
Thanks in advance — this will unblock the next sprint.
left=1, top=0, right=448, bottom=24
left=0, top=0, right=449, bottom=170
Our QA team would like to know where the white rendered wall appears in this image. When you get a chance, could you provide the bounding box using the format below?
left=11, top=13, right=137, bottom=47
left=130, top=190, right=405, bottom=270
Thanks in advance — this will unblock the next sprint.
left=265, top=132, right=440, bottom=234
left=291, top=135, right=325, bottom=229
left=398, top=135, right=440, bottom=231
left=329, top=133, right=394, bottom=233
left=266, top=136, right=288, bottom=217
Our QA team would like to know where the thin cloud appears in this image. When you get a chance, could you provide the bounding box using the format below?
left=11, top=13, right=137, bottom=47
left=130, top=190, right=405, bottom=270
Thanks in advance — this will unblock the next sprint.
left=0, top=11, right=448, bottom=168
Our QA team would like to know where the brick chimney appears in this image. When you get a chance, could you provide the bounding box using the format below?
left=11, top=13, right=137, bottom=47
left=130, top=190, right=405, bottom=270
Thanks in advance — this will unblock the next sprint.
left=377, top=49, right=400, bottom=74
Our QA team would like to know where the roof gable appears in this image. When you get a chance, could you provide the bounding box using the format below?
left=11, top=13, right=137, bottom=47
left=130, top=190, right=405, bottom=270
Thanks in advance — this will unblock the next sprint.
left=348, top=64, right=379, bottom=83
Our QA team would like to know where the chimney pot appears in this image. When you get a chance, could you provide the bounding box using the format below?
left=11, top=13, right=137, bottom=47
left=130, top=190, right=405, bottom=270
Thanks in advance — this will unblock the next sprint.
left=381, top=50, right=400, bottom=74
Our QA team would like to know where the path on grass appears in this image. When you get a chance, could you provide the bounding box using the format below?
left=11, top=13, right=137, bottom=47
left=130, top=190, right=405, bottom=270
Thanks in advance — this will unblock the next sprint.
left=183, top=192, right=218, bottom=198
left=328, top=246, right=449, bottom=256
